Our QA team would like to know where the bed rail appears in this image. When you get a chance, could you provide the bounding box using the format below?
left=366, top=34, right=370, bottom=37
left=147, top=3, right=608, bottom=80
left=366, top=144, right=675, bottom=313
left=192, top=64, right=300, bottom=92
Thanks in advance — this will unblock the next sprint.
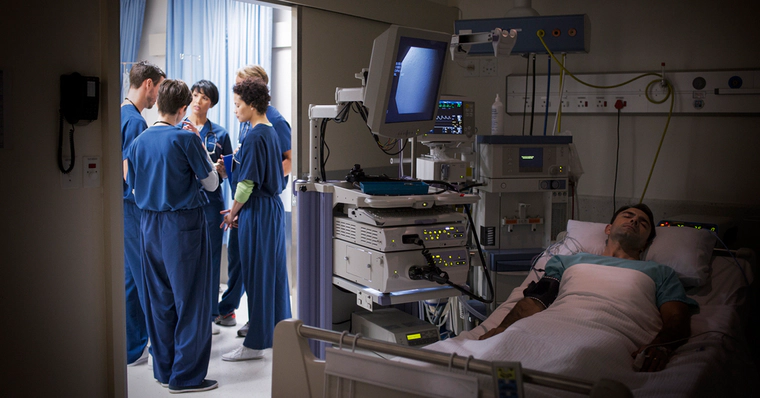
left=272, top=319, right=632, bottom=398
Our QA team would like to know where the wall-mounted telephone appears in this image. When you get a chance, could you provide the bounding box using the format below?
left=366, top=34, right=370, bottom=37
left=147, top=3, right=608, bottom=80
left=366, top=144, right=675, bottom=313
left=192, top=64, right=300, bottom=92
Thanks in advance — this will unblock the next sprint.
left=58, top=72, right=99, bottom=174
left=60, top=73, right=99, bottom=125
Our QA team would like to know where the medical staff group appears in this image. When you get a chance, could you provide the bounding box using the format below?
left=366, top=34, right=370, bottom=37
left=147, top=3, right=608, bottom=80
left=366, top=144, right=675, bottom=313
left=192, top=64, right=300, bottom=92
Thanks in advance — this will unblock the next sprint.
left=120, top=60, right=292, bottom=394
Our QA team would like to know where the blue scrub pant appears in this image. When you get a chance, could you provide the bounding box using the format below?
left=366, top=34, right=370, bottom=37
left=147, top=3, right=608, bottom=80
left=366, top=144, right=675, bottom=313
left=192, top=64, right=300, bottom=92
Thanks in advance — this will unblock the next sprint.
left=217, top=226, right=243, bottom=316
left=239, top=196, right=292, bottom=350
left=140, top=208, right=212, bottom=388
left=202, top=199, right=225, bottom=320
left=124, top=200, right=148, bottom=364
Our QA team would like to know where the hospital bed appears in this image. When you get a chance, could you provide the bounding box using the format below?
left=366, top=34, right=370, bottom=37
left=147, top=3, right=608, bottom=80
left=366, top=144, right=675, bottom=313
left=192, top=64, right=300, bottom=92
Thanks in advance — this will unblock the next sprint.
left=272, top=220, right=758, bottom=397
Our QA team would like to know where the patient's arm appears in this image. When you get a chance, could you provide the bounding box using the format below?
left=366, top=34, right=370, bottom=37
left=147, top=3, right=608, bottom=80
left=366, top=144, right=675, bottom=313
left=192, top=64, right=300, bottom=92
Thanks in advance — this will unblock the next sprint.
left=631, top=301, right=691, bottom=372
left=479, top=298, right=545, bottom=340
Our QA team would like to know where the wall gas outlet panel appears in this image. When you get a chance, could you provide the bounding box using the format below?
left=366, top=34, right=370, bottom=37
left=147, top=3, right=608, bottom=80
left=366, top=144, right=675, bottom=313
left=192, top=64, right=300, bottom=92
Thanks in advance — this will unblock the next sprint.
left=506, top=70, right=760, bottom=115
left=455, top=15, right=590, bottom=55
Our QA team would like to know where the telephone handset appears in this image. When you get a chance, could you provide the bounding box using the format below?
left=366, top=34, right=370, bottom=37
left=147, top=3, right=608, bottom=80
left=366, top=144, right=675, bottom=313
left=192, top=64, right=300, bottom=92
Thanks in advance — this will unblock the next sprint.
left=60, top=73, right=99, bottom=125
left=58, top=73, right=100, bottom=174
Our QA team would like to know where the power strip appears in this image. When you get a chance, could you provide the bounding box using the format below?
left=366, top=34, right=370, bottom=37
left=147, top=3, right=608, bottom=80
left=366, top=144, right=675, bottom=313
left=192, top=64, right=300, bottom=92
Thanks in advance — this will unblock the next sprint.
left=506, top=69, right=760, bottom=115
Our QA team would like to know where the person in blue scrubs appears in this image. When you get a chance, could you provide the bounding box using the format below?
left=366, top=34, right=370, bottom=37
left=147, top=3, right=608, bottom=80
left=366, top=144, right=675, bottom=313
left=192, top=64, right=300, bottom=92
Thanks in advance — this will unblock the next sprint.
left=126, top=79, right=219, bottom=393
left=121, top=60, right=165, bottom=366
left=479, top=204, right=695, bottom=373
left=184, top=80, right=233, bottom=333
left=220, top=78, right=291, bottom=361
left=216, top=65, right=291, bottom=337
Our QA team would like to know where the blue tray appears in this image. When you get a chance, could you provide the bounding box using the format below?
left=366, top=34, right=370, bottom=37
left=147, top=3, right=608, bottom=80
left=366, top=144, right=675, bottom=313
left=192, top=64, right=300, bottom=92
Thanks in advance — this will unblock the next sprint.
left=360, top=181, right=429, bottom=195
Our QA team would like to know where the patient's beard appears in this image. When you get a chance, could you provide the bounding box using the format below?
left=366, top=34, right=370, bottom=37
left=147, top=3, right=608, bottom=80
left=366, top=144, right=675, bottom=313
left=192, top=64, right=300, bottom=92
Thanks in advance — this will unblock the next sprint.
left=610, top=230, right=646, bottom=255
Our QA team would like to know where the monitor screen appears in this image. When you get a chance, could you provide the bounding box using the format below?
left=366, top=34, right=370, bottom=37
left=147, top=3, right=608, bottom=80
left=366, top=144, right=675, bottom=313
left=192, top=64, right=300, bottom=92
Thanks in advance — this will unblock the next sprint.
left=433, top=99, right=464, bottom=135
left=519, top=147, right=544, bottom=173
left=384, top=37, right=447, bottom=124
left=363, top=26, right=451, bottom=139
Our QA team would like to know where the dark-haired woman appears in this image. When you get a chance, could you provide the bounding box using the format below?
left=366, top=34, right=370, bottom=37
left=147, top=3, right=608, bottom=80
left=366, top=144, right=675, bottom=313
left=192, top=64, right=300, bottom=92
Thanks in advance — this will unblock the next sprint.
left=185, top=80, right=233, bottom=335
left=220, top=78, right=291, bottom=361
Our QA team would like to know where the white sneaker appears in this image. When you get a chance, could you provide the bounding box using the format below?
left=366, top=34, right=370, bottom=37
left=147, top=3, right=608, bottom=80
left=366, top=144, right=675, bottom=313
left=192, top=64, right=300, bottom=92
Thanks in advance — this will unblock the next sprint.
left=127, top=346, right=148, bottom=366
left=222, top=346, right=264, bottom=361
left=212, top=323, right=220, bottom=335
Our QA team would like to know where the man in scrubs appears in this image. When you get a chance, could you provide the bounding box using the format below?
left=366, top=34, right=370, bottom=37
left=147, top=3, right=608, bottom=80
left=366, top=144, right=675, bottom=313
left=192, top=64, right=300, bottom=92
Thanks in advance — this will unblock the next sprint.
left=121, top=61, right=165, bottom=366
left=126, top=79, right=219, bottom=392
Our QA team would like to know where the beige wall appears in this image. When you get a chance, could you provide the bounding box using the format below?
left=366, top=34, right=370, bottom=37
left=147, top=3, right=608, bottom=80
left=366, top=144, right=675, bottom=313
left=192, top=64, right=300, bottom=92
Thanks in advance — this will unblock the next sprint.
left=447, top=0, right=760, bottom=208
left=0, top=0, right=124, bottom=396
left=293, top=1, right=458, bottom=177
left=0, top=1, right=456, bottom=396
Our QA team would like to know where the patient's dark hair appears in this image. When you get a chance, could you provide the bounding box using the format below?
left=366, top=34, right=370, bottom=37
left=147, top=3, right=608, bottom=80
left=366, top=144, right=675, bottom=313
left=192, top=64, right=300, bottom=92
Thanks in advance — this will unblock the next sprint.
left=611, top=204, right=657, bottom=245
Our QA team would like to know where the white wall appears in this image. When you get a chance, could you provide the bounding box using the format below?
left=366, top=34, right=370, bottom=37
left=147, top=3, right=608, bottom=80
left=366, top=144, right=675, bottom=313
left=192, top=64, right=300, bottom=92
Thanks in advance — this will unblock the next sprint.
left=294, top=0, right=458, bottom=177
left=0, top=0, right=124, bottom=396
left=448, top=0, right=760, bottom=212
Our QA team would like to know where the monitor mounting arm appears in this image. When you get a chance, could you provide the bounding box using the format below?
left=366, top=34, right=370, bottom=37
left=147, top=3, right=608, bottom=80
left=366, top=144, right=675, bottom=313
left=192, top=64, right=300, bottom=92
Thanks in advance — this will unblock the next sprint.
left=450, top=28, right=518, bottom=61
left=307, top=70, right=368, bottom=183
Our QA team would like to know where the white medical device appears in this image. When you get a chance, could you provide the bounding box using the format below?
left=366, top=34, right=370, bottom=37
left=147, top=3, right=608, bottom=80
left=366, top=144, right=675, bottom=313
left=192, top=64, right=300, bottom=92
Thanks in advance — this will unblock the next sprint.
left=472, top=136, right=576, bottom=308
left=475, top=135, right=573, bottom=250
left=416, top=96, right=476, bottom=184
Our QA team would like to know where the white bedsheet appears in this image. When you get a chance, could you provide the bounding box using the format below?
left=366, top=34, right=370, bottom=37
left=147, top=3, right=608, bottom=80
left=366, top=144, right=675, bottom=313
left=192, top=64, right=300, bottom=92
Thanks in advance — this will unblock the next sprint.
left=422, top=262, right=757, bottom=397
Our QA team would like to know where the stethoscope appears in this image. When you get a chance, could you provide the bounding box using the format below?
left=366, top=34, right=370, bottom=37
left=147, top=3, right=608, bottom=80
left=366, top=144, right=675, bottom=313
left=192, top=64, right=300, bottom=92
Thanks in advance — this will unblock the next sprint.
left=185, top=117, right=219, bottom=156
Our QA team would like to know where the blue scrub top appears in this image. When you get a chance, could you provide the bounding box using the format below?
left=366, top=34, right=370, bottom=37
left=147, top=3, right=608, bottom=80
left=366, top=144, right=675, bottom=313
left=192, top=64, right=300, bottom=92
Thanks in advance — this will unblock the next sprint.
left=266, top=106, right=291, bottom=153
left=121, top=104, right=148, bottom=202
left=126, top=124, right=214, bottom=212
left=237, top=123, right=284, bottom=199
left=185, top=118, right=233, bottom=205
left=232, top=105, right=290, bottom=194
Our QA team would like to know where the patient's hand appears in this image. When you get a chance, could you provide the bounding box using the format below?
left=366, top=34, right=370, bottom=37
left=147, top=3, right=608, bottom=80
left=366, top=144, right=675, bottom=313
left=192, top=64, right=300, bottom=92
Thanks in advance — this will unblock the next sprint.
left=631, top=345, right=672, bottom=372
left=479, top=326, right=506, bottom=340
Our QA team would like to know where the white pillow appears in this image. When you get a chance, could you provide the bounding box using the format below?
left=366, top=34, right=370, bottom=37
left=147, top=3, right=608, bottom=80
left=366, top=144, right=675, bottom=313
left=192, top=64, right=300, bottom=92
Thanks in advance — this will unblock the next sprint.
left=644, top=226, right=716, bottom=287
left=563, top=220, right=607, bottom=255
left=561, top=219, right=715, bottom=287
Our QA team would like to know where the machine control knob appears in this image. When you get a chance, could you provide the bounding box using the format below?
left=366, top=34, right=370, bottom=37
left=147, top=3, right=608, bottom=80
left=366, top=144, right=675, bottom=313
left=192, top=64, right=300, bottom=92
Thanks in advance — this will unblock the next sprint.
left=551, top=180, right=560, bottom=189
left=549, top=165, right=559, bottom=175
left=540, top=180, right=549, bottom=189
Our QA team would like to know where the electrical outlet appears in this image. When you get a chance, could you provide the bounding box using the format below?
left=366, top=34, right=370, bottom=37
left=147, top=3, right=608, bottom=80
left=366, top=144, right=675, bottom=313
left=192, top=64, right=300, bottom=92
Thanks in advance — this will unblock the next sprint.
left=480, top=58, right=497, bottom=76
left=60, top=156, right=82, bottom=189
left=463, top=60, right=478, bottom=77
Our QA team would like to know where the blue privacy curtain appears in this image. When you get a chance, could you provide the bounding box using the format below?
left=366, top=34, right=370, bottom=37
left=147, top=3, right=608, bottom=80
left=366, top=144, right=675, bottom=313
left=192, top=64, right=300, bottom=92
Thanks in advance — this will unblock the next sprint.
left=166, top=0, right=273, bottom=146
left=120, top=0, right=147, bottom=96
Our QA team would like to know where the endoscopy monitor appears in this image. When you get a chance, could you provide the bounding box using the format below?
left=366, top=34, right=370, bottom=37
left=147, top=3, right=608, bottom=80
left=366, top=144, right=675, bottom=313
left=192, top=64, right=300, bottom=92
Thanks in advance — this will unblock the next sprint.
left=363, top=25, right=450, bottom=139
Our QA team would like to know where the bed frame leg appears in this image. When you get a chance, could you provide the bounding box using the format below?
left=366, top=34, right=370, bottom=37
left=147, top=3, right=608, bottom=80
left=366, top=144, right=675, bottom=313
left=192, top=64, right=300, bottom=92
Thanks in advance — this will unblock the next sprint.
left=272, top=319, right=326, bottom=398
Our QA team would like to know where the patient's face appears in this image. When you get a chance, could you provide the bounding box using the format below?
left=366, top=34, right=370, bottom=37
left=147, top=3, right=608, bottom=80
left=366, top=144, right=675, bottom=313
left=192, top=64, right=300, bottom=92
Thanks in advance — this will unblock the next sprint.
left=606, top=208, right=652, bottom=252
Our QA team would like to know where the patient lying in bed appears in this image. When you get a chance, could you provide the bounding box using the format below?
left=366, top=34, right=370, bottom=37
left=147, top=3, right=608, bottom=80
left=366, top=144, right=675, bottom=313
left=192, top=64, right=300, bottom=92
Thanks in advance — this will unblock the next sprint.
left=479, top=205, right=695, bottom=373
left=418, top=204, right=755, bottom=397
